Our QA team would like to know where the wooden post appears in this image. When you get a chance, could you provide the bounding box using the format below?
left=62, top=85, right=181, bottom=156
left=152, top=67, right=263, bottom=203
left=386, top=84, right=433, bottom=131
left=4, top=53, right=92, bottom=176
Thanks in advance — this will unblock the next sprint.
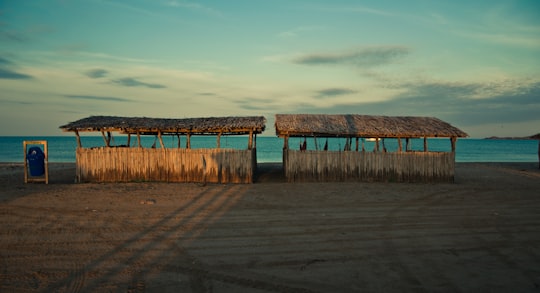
left=406, top=138, right=410, bottom=152
left=361, top=138, right=365, bottom=152
left=313, top=136, right=318, bottom=151
left=100, top=130, right=109, bottom=147
left=375, top=138, right=380, bottom=152
left=157, top=130, right=164, bottom=148
left=398, top=137, right=402, bottom=152
left=217, top=132, right=221, bottom=148
left=137, top=131, right=142, bottom=148
left=74, top=130, right=82, bottom=148
left=283, top=136, right=289, bottom=150
left=355, top=137, right=359, bottom=151
left=177, top=133, right=181, bottom=148
left=107, top=131, right=112, bottom=146
left=186, top=133, right=191, bottom=149
left=424, top=137, right=428, bottom=152
left=248, top=130, right=253, bottom=150
left=451, top=137, right=456, bottom=152
left=127, top=133, right=131, bottom=147
left=537, top=140, right=540, bottom=169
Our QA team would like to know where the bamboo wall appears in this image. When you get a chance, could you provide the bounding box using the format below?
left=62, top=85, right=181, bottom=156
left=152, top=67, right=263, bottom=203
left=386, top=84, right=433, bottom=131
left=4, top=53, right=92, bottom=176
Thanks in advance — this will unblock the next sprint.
left=283, top=150, right=455, bottom=183
left=76, top=148, right=256, bottom=183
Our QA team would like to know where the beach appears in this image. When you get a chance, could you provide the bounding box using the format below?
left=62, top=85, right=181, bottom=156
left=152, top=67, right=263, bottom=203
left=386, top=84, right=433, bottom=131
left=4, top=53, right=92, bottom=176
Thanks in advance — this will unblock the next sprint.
left=1, top=162, right=540, bottom=292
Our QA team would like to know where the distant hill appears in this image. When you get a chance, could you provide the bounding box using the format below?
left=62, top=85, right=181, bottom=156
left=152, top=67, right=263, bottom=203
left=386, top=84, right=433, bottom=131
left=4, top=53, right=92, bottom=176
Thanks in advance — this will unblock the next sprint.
left=485, top=133, right=540, bottom=140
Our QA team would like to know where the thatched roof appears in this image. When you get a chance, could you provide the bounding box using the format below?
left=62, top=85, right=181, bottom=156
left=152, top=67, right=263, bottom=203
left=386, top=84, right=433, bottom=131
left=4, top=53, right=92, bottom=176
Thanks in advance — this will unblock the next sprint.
left=275, top=114, right=468, bottom=138
left=60, top=115, right=266, bottom=135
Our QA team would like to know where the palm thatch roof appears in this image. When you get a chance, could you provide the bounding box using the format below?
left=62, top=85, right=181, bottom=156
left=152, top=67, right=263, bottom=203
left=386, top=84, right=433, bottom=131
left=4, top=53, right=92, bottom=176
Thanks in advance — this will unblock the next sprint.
left=60, top=115, right=266, bottom=135
left=275, top=114, right=467, bottom=138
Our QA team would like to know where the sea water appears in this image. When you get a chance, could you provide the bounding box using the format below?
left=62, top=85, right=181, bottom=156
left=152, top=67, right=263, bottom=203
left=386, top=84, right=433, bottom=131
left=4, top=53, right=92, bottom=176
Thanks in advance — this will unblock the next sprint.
left=0, top=136, right=537, bottom=163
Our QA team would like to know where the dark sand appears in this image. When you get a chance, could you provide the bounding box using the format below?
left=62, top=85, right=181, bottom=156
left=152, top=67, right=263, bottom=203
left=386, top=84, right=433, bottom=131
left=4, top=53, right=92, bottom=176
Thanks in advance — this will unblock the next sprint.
left=1, top=162, right=540, bottom=292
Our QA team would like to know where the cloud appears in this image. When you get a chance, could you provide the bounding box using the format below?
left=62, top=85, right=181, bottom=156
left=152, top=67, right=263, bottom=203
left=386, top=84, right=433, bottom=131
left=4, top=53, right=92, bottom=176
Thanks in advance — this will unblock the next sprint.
left=85, top=68, right=108, bottom=79
left=111, top=77, right=166, bottom=89
left=165, top=0, right=223, bottom=18
left=278, top=26, right=326, bottom=38
left=0, top=57, right=33, bottom=79
left=316, top=88, right=357, bottom=98
left=293, top=46, right=410, bottom=68
left=64, top=95, right=131, bottom=102
left=0, top=68, right=33, bottom=79
left=288, top=79, right=540, bottom=131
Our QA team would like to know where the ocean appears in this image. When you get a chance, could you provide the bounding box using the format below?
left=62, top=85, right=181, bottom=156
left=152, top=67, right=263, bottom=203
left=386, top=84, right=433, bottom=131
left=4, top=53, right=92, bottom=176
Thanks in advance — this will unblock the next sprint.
left=1, top=136, right=538, bottom=163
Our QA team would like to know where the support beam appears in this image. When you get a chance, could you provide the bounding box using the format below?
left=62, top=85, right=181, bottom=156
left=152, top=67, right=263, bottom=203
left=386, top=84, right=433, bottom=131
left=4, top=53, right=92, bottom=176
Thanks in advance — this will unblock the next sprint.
left=100, top=130, right=110, bottom=147
left=406, top=138, right=410, bottom=151
left=217, top=132, right=222, bottom=149
left=157, top=130, right=164, bottom=148
left=248, top=130, right=253, bottom=150
left=186, top=133, right=191, bottom=149
left=398, top=137, right=402, bottom=152
left=424, top=137, right=428, bottom=152
left=451, top=137, right=456, bottom=152
left=74, top=130, right=82, bottom=148
left=283, top=136, right=289, bottom=150
left=137, top=131, right=141, bottom=148
left=127, top=134, right=131, bottom=147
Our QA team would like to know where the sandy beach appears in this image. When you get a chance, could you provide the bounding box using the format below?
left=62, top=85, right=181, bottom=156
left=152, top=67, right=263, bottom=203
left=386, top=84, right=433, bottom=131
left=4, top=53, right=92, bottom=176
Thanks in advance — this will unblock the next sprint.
left=1, top=162, right=540, bottom=292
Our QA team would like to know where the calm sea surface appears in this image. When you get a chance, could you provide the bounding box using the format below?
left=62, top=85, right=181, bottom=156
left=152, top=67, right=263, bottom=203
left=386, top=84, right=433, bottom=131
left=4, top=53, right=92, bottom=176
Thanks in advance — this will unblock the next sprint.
left=0, top=136, right=538, bottom=163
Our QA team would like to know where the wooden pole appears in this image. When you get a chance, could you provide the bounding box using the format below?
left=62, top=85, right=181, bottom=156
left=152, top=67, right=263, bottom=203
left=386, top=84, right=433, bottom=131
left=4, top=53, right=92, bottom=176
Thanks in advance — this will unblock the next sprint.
left=398, top=137, right=402, bottom=152
left=375, top=138, right=380, bottom=152
left=355, top=137, right=359, bottom=151
left=137, top=131, right=141, bottom=148
left=157, top=130, right=164, bottom=148
left=313, top=136, right=318, bottom=151
left=248, top=130, right=253, bottom=150
left=177, top=133, right=181, bottom=148
left=74, top=130, right=82, bottom=148
left=217, top=132, right=221, bottom=149
left=283, top=136, right=289, bottom=150
left=127, top=134, right=131, bottom=147
left=424, top=137, right=428, bottom=152
left=451, top=137, right=456, bottom=152
left=537, top=140, right=540, bottom=169
left=186, top=133, right=191, bottom=149
left=406, top=138, right=410, bottom=152
left=100, top=130, right=109, bottom=147
left=107, top=131, right=112, bottom=147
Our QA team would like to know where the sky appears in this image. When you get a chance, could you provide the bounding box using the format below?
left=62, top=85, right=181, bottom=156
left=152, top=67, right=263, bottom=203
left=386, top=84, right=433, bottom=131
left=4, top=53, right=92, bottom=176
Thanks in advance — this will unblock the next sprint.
left=1, top=0, right=539, bottom=137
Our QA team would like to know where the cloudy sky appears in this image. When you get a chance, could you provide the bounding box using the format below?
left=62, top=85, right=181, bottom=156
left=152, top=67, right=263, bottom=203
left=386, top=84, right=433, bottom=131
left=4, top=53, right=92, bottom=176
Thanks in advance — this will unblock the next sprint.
left=1, top=0, right=539, bottom=137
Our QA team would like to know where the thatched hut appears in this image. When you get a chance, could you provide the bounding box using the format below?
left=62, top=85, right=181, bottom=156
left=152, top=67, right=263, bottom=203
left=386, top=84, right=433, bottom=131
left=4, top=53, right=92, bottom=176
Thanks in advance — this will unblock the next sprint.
left=60, top=115, right=266, bottom=183
left=275, top=114, right=468, bottom=182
